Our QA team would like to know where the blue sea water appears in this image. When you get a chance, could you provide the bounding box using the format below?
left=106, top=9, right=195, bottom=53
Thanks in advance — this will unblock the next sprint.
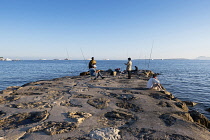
left=0, top=60, right=210, bottom=119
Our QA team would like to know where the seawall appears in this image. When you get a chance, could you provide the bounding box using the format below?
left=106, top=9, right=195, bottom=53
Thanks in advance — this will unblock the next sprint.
left=0, top=70, right=209, bottom=140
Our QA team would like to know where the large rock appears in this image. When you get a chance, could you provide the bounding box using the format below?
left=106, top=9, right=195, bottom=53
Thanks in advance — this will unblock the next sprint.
left=183, top=101, right=198, bottom=107
left=116, top=101, right=143, bottom=112
left=104, top=110, right=137, bottom=127
left=104, top=92, right=136, bottom=101
left=142, top=70, right=154, bottom=77
left=189, top=110, right=210, bottom=129
left=89, top=127, right=121, bottom=140
left=0, top=96, right=20, bottom=104
left=0, top=86, right=21, bottom=94
left=121, top=128, right=195, bottom=140
left=87, top=98, right=110, bottom=109
left=0, top=111, right=6, bottom=117
left=0, top=110, right=49, bottom=130
left=174, top=101, right=189, bottom=112
left=60, top=99, right=83, bottom=107
left=27, top=121, right=77, bottom=135
left=159, top=112, right=194, bottom=127
left=67, top=112, right=92, bottom=124
left=80, top=71, right=89, bottom=76
left=205, top=108, right=210, bottom=112
left=72, top=94, right=93, bottom=98
left=8, top=101, right=52, bottom=109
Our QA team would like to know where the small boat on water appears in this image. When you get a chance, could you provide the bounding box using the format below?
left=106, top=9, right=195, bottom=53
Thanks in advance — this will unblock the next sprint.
left=4, top=58, right=12, bottom=61
left=0, top=57, right=13, bottom=61
left=12, top=59, right=21, bottom=61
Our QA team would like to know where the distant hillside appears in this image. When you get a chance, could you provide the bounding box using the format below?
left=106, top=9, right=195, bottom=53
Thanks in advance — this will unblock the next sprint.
left=196, top=56, right=210, bottom=60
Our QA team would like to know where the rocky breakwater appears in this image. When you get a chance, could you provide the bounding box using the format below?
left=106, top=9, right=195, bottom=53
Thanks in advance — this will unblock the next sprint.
left=0, top=70, right=209, bottom=140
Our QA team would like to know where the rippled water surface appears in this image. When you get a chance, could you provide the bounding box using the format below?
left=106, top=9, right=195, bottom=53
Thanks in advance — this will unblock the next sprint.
left=0, top=60, right=210, bottom=118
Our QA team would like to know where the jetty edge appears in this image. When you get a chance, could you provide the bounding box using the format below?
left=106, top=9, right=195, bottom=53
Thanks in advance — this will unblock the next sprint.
left=0, top=70, right=209, bottom=140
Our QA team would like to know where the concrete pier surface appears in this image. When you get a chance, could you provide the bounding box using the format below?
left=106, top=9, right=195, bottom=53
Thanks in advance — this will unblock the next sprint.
left=0, top=70, right=209, bottom=140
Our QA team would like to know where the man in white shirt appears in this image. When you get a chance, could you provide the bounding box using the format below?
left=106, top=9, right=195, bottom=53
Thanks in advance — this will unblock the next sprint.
left=147, top=74, right=163, bottom=90
left=124, top=57, right=132, bottom=79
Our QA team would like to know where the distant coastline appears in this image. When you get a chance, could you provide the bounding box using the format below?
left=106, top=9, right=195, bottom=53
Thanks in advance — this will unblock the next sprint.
left=195, top=56, right=210, bottom=60
left=1, top=56, right=210, bottom=61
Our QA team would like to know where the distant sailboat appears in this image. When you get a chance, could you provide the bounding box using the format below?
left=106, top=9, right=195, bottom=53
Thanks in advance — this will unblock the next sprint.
left=65, top=48, right=71, bottom=60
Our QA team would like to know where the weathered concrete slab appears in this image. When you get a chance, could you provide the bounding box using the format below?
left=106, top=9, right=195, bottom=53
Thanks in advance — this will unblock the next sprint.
left=0, top=70, right=209, bottom=140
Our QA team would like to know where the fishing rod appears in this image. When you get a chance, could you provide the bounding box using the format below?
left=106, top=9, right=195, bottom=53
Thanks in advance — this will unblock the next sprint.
left=80, top=48, right=88, bottom=67
left=145, top=55, right=147, bottom=69
left=138, top=52, right=140, bottom=68
left=137, top=48, right=142, bottom=68
left=148, top=40, right=154, bottom=69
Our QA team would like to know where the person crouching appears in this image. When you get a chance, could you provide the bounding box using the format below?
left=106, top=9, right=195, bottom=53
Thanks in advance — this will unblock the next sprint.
left=89, top=65, right=104, bottom=80
left=147, top=74, right=163, bottom=91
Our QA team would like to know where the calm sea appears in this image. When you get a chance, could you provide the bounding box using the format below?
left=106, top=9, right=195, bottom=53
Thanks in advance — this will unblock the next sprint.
left=0, top=60, right=210, bottom=119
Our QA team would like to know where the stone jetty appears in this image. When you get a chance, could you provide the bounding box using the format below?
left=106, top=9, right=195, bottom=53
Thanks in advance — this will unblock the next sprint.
left=0, top=70, right=210, bottom=140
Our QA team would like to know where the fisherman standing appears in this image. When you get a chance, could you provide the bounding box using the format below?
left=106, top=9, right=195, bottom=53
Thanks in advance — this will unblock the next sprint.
left=89, top=57, right=97, bottom=69
left=124, top=57, right=132, bottom=79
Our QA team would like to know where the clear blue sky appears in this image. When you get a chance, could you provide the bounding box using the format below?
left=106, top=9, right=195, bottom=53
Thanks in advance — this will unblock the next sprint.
left=0, top=0, right=210, bottom=60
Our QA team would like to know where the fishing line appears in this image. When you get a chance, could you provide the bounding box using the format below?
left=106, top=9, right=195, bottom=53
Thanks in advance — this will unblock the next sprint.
left=80, top=48, right=88, bottom=68
left=138, top=49, right=141, bottom=68
left=148, top=40, right=154, bottom=69
left=145, top=55, right=147, bottom=69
